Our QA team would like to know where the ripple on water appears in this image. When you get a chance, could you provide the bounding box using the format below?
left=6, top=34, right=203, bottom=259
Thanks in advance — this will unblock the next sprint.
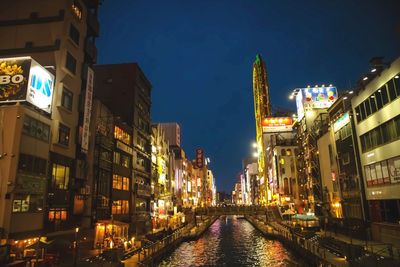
left=157, top=216, right=303, bottom=267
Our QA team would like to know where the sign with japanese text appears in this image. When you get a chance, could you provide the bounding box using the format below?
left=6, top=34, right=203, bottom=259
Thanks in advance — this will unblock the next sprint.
left=81, top=67, right=94, bottom=153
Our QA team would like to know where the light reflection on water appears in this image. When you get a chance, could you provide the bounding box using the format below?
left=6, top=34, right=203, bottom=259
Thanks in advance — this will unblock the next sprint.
left=157, top=216, right=303, bottom=267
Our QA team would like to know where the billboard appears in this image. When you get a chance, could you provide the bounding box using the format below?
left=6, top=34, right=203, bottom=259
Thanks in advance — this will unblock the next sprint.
left=196, top=148, right=204, bottom=168
left=262, top=117, right=293, bottom=132
left=333, top=112, right=350, bottom=133
left=81, top=67, right=94, bottom=153
left=0, top=57, right=54, bottom=113
left=295, top=86, right=337, bottom=120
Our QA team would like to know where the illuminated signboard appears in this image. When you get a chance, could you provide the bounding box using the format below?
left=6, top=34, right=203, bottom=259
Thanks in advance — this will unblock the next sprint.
left=333, top=112, right=350, bottom=132
left=81, top=67, right=94, bottom=153
left=295, top=86, right=337, bottom=119
left=196, top=148, right=204, bottom=168
left=0, top=57, right=54, bottom=113
left=262, top=117, right=293, bottom=133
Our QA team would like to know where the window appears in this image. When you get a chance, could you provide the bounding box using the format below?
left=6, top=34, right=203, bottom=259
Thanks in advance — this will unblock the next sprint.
left=48, top=208, right=67, bottom=221
left=355, top=106, right=361, bottom=123
left=121, top=154, right=130, bottom=168
left=375, top=91, right=383, bottom=109
left=18, top=154, right=47, bottom=175
left=52, top=163, right=70, bottom=190
left=58, top=123, right=70, bottom=146
left=394, top=75, right=400, bottom=96
left=365, top=100, right=371, bottom=117
left=22, top=116, right=50, bottom=142
left=137, top=156, right=145, bottom=167
left=12, top=194, right=43, bottom=213
left=359, top=103, right=366, bottom=121
left=360, top=115, right=400, bottom=152
left=114, top=126, right=131, bottom=145
left=69, top=24, right=80, bottom=45
left=99, top=149, right=112, bottom=162
left=387, top=80, right=397, bottom=101
left=381, top=86, right=389, bottom=106
left=112, top=200, right=129, bottom=214
left=341, top=152, right=350, bottom=165
left=61, top=88, right=73, bottom=110
left=112, top=174, right=129, bottom=191
left=113, top=152, right=120, bottom=164
left=71, top=1, right=82, bottom=20
left=370, top=96, right=377, bottom=113
left=66, top=52, right=76, bottom=74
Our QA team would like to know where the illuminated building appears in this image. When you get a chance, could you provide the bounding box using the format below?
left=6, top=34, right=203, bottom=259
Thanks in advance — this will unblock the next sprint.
left=326, top=94, right=367, bottom=222
left=293, top=85, right=338, bottom=213
left=150, top=124, right=173, bottom=231
left=252, top=54, right=271, bottom=205
left=94, top=63, right=152, bottom=235
left=351, top=57, right=400, bottom=245
left=0, top=0, right=100, bottom=242
left=261, top=117, right=300, bottom=208
left=243, top=157, right=258, bottom=205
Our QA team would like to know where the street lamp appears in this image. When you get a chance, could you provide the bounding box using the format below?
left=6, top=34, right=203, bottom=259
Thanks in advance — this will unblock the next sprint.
left=73, top=227, right=79, bottom=267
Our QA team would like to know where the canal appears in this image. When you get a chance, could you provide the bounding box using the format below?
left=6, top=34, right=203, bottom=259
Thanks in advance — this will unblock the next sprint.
left=157, top=216, right=304, bottom=267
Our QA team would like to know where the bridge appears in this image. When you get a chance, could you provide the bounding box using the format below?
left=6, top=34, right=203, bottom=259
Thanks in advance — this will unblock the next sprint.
left=191, top=205, right=282, bottom=220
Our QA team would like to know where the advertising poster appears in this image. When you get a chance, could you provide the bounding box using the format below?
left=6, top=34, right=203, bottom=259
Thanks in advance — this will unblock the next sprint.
left=0, top=57, right=31, bottom=102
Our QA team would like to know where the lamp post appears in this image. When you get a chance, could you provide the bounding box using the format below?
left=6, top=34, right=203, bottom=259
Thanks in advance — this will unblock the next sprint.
left=73, top=227, right=79, bottom=267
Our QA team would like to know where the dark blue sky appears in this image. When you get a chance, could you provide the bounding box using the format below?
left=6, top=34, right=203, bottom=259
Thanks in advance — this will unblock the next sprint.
left=97, top=0, right=400, bottom=192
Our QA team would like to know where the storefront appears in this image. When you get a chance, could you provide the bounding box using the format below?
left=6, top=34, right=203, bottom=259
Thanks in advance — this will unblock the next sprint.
left=94, top=220, right=129, bottom=249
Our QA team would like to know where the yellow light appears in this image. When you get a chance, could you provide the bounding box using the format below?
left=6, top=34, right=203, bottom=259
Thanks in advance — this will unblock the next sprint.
left=75, top=227, right=79, bottom=233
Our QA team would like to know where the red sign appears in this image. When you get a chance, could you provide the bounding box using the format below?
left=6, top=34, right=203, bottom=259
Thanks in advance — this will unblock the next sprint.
left=196, top=148, right=204, bottom=168
left=262, top=117, right=293, bottom=133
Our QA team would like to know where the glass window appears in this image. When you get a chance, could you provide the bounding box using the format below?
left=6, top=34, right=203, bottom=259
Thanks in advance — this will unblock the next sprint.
left=114, top=126, right=131, bottom=145
left=375, top=91, right=383, bottom=110
left=66, top=52, right=76, bottom=74
left=18, top=154, right=47, bottom=175
left=48, top=208, right=67, bottom=221
left=113, top=152, right=120, bottom=164
left=355, top=106, right=361, bottom=123
left=121, top=154, right=130, bottom=168
left=388, top=156, right=400, bottom=183
left=370, top=96, right=377, bottom=113
left=112, top=174, right=129, bottom=191
left=359, top=103, right=366, bottom=121
left=387, top=80, right=397, bottom=101
left=58, top=123, right=70, bottom=146
left=364, top=100, right=371, bottom=117
left=394, top=74, right=400, bottom=96
left=61, top=88, right=73, bottom=110
left=69, top=24, right=80, bottom=45
left=112, top=200, right=129, bottom=214
left=396, top=116, right=400, bottom=138
left=52, top=163, right=70, bottom=190
left=380, top=85, right=389, bottom=105
left=341, top=152, right=350, bottom=165
left=22, top=116, right=50, bottom=142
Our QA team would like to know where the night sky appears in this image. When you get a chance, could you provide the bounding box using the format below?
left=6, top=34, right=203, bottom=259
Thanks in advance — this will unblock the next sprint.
left=97, top=0, right=400, bottom=193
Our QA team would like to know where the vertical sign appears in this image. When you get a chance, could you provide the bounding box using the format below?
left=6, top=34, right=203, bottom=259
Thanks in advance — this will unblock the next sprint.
left=196, top=148, right=204, bottom=168
left=81, top=67, right=94, bottom=153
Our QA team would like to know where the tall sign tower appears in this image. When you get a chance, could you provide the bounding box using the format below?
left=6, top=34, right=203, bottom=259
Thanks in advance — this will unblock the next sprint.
left=252, top=54, right=271, bottom=205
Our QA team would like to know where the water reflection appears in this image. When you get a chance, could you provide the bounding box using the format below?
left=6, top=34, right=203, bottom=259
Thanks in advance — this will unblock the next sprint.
left=158, top=216, right=302, bottom=267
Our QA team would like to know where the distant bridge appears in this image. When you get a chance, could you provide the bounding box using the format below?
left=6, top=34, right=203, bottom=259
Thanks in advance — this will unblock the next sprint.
left=192, top=205, right=281, bottom=220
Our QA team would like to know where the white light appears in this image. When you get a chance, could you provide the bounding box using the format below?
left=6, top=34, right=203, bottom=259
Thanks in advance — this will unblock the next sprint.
left=253, top=152, right=258, bottom=158
left=349, top=91, right=354, bottom=94
left=371, top=68, right=377, bottom=73
left=322, top=84, right=325, bottom=87
left=343, top=96, right=348, bottom=100
left=395, top=75, right=399, bottom=79
left=371, top=95, right=375, bottom=98
left=363, top=77, right=368, bottom=81
left=289, top=95, right=294, bottom=100
left=329, top=84, right=333, bottom=87
left=252, top=142, right=257, bottom=148
left=307, top=85, right=310, bottom=88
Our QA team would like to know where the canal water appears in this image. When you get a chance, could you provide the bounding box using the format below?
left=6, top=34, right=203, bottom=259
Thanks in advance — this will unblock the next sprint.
left=157, top=216, right=304, bottom=267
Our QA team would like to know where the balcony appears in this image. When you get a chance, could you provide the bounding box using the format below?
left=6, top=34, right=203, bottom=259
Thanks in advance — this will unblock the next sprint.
left=137, top=184, right=151, bottom=197
left=86, top=12, right=99, bottom=36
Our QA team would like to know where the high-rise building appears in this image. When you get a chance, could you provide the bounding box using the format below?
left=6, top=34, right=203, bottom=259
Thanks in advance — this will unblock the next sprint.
left=0, top=0, right=99, bottom=242
left=93, top=63, right=152, bottom=235
left=159, top=123, right=181, bottom=147
left=351, top=57, right=400, bottom=245
left=252, top=54, right=271, bottom=205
